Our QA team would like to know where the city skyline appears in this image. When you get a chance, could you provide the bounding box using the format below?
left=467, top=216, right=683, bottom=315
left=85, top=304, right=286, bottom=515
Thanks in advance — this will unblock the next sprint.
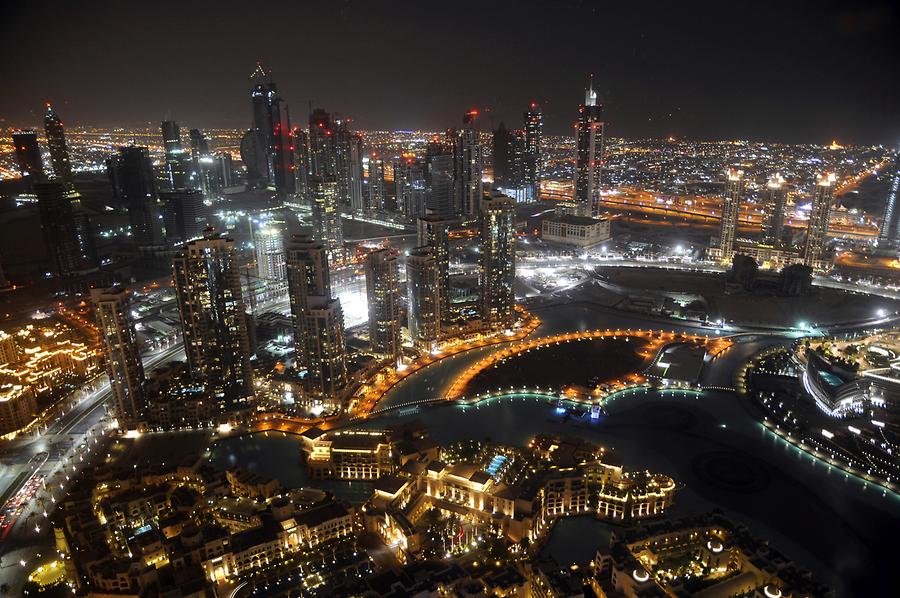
left=2, top=1, right=899, bottom=144
left=0, top=4, right=898, bottom=597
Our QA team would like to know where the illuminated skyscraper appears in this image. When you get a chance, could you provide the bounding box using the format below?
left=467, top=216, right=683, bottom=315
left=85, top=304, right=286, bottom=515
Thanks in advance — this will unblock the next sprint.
left=35, top=181, right=97, bottom=278
left=803, top=172, right=836, bottom=267
left=395, top=155, right=427, bottom=221
left=241, top=63, right=295, bottom=198
left=161, top=120, right=189, bottom=190
left=108, top=146, right=166, bottom=247
left=760, top=173, right=787, bottom=246
left=172, top=232, right=254, bottom=407
left=254, top=227, right=286, bottom=281
left=215, top=153, right=234, bottom=188
left=335, top=121, right=364, bottom=211
left=189, top=128, right=218, bottom=196
left=479, top=193, right=516, bottom=329
left=309, top=108, right=337, bottom=178
left=406, top=247, right=441, bottom=349
left=574, top=76, right=604, bottom=216
left=285, top=234, right=347, bottom=397
left=92, top=286, right=146, bottom=429
left=452, top=110, right=484, bottom=217
left=492, top=124, right=528, bottom=201
left=292, top=126, right=311, bottom=202
left=311, top=175, right=344, bottom=263
left=523, top=102, right=543, bottom=200
left=877, top=156, right=900, bottom=253
left=367, top=153, right=386, bottom=212
left=285, top=234, right=330, bottom=363
left=43, top=104, right=73, bottom=187
left=425, top=138, right=456, bottom=217
left=161, top=189, right=205, bottom=244
left=418, top=216, right=452, bottom=322
left=365, top=248, right=401, bottom=363
left=717, top=168, right=744, bottom=260
left=11, top=130, right=44, bottom=181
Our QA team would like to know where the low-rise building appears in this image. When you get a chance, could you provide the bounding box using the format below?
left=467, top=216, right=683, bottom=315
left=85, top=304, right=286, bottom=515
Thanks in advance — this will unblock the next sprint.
left=541, top=215, right=611, bottom=247
left=0, top=382, right=37, bottom=436
left=301, top=429, right=395, bottom=480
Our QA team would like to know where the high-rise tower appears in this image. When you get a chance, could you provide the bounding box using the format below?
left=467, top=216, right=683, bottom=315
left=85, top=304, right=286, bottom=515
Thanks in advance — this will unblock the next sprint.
left=452, top=110, right=484, bottom=217
left=285, top=234, right=347, bottom=397
left=309, top=108, right=337, bottom=178
left=310, top=175, right=344, bottom=263
left=43, top=104, right=74, bottom=187
left=161, top=189, right=205, bottom=244
left=161, top=120, right=189, bottom=190
left=35, top=181, right=97, bottom=278
left=479, top=193, right=516, bottom=330
left=523, top=103, right=543, bottom=201
left=877, top=156, right=900, bottom=254
left=189, top=128, right=219, bottom=196
left=574, top=76, right=604, bottom=216
left=11, top=130, right=44, bottom=181
left=493, top=122, right=511, bottom=188
left=108, top=146, right=166, bottom=247
left=334, top=120, right=364, bottom=211
left=367, top=153, right=386, bottom=212
left=395, top=155, right=427, bottom=221
left=365, top=248, right=402, bottom=363
left=717, top=168, right=745, bottom=260
left=425, top=138, right=456, bottom=217
left=492, top=124, right=527, bottom=201
left=241, top=63, right=295, bottom=198
left=172, top=232, right=254, bottom=407
left=418, top=216, right=453, bottom=323
left=254, top=226, right=287, bottom=282
left=406, top=247, right=441, bottom=349
left=760, top=174, right=787, bottom=246
left=92, top=286, right=146, bottom=429
left=803, top=172, right=836, bottom=267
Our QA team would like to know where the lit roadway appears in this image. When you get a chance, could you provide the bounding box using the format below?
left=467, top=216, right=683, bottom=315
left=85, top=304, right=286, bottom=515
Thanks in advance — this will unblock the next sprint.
left=541, top=183, right=882, bottom=241
left=0, top=342, right=186, bottom=550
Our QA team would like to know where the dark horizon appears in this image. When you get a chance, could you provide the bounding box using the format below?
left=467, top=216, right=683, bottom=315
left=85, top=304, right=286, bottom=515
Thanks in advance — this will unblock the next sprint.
left=2, top=0, right=899, bottom=146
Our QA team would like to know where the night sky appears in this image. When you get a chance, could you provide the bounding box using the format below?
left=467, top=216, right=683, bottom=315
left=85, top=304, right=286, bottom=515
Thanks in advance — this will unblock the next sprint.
left=3, top=0, right=898, bottom=144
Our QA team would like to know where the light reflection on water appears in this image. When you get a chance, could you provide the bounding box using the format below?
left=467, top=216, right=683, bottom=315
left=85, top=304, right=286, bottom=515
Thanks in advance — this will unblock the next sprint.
left=208, top=303, right=896, bottom=596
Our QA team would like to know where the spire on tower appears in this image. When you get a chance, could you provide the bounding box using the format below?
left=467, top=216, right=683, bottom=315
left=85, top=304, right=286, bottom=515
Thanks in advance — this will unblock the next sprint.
left=250, top=61, right=272, bottom=82
left=585, top=74, right=597, bottom=107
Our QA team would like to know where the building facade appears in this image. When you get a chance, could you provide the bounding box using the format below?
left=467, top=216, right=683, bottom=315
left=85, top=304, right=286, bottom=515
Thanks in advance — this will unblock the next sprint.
left=803, top=172, right=835, bottom=267
left=717, top=168, right=744, bottom=260
left=285, top=234, right=347, bottom=398
left=877, top=156, right=900, bottom=254
left=172, top=233, right=254, bottom=408
left=92, top=286, right=146, bottom=429
left=12, top=130, right=44, bottom=181
left=365, top=248, right=402, bottom=363
left=452, top=111, right=484, bottom=218
left=109, top=146, right=166, bottom=247
left=761, top=173, right=787, bottom=246
left=311, top=175, right=344, bottom=263
left=574, top=78, right=604, bottom=216
left=523, top=103, right=543, bottom=201
left=44, top=104, right=74, bottom=187
left=406, top=248, right=441, bottom=349
left=480, top=193, right=516, bottom=330
left=417, top=216, right=452, bottom=324
left=541, top=215, right=611, bottom=247
left=35, top=181, right=97, bottom=278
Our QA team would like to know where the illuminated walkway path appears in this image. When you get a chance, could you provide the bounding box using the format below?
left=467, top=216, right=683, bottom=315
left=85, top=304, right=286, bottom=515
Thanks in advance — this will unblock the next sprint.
left=445, top=328, right=733, bottom=400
